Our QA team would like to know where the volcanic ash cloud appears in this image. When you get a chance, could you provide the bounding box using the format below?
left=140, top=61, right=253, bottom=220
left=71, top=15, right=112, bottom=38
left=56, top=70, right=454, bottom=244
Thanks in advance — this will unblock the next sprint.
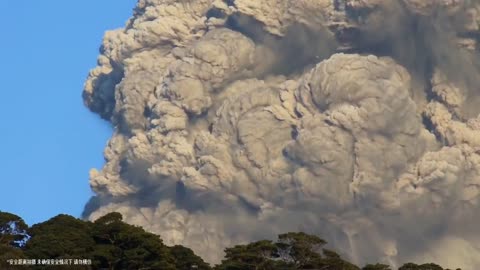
left=82, top=0, right=480, bottom=268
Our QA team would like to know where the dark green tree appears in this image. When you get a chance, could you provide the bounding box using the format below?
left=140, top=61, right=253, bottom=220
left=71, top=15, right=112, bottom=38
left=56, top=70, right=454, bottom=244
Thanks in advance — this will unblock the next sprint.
left=276, top=233, right=358, bottom=270
left=216, top=232, right=359, bottom=270
left=216, top=239, right=287, bottom=270
left=25, top=214, right=94, bottom=260
left=276, top=232, right=326, bottom=267
left=0, top=211, right=29, bottom=247
left=0, top=212, right=28, bottom=269
left=398, top=263, right=447, bottom=270
left=90, top=212, right=176, bottom=270
left=363, top=263, right=392, bottom=270
left=312, top=248, right=359, bottom=270
left=24, top=214, right=94, bottom=270
left=170, top=245, right=212, bottom=270
left=23, top=212, right=180, bottom=270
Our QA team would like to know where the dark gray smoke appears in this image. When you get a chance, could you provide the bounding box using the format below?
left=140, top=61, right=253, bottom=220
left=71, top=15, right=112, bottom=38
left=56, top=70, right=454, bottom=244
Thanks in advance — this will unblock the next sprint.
left=82, top=0, right=480, bottom=268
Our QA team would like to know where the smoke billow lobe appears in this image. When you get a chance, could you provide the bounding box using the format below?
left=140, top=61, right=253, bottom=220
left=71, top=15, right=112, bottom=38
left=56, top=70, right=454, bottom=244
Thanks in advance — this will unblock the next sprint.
left=83, top=0, right=480, bottom=268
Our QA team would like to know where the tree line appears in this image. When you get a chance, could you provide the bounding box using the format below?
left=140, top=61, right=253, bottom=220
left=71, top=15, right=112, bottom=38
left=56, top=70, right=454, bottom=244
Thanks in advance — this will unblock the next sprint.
left=0, top=211, right=461, bottom=270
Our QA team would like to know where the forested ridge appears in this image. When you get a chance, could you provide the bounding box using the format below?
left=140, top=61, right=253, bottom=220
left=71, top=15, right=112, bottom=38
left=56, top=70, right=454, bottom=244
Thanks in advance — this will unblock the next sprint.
left=0, top=211, right=461, bottom=270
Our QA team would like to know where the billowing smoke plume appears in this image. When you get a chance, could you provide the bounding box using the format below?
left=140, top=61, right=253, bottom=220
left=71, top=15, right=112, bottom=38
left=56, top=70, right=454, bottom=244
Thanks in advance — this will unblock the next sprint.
left=82, top=0, right=480, bottom=268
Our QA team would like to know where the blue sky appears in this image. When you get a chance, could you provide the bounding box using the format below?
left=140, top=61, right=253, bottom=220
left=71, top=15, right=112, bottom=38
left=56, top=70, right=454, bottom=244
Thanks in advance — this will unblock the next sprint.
left=0, top=0, right=136, bottom=225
